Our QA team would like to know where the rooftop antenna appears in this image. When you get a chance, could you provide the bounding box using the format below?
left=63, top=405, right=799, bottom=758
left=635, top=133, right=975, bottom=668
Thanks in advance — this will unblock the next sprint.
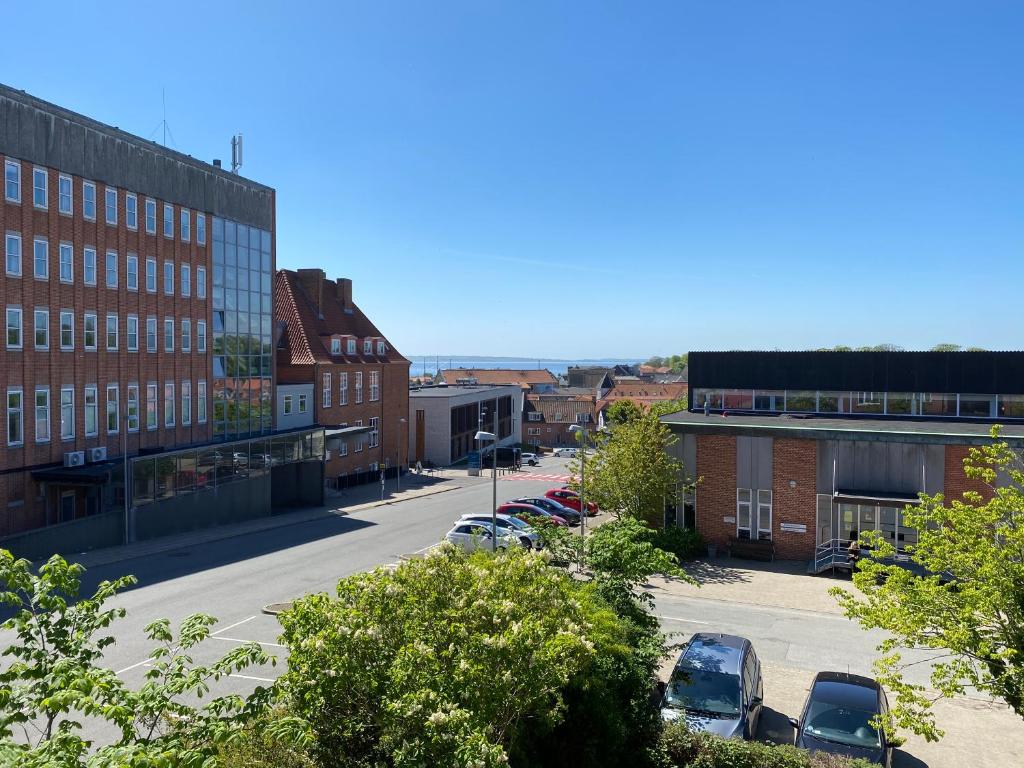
left=231, top=133, right=244, bottom=174
left=148, top=88, right=176, bottom=148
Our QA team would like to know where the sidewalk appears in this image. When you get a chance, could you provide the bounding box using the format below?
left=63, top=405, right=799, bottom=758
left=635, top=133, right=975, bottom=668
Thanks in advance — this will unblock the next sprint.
left=71, top=474, right=463, bottom=570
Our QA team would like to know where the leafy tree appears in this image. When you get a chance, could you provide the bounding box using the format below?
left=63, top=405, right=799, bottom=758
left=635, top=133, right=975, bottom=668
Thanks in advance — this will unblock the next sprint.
left=930, top=343, right=961, bottom=352
left=0, top=551, right=288, bottom=767
left=606, top=398, right=644, bottom=425
left=833, top=427, right=1024, bottom=740
left=643, top=354, right=687, bottom=372
left=648, top=398, right=688, bottom=418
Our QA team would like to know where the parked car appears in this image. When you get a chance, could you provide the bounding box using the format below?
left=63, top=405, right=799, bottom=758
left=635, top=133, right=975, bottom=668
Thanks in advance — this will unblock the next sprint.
left=444, top=522, right=528, bottom=553
left=511, top=496, right=582, bottom=525
left=496, top=502, right=569, bottom=527
left=660, top=633, right=764, bottom=740
left=479, top=446, right=521, bottom=469
left=457, top=513, right=541, bottom=549
left=552, top=447, right=578, bottom=458
left=545, top=488, right=598, bottom=516
left=790, top=672, right=892, bottom=767
left=521, top=452, right=540, bottom=466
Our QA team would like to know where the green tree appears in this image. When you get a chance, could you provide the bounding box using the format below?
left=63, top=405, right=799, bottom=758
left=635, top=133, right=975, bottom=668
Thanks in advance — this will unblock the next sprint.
left=606, top=398, right=644, bottom=425
left=648, top=398, right=688, bottom=418
left=930, top=343, right=961, bottom=352
left=832, top=427, right=1024, bottom=740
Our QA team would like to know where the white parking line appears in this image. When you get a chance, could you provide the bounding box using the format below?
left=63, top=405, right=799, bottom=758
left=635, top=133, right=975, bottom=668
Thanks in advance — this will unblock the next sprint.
left=212, top=615, right=257, bottom=636
left=210, top=636, right=287, bottom=649
left=116, top=615, right=260, bottom=676
left=658, top=616, right=710, bottom=625
left=229, top=673, right=276, bottom=683
left=115, top=658, right=152, bottom=675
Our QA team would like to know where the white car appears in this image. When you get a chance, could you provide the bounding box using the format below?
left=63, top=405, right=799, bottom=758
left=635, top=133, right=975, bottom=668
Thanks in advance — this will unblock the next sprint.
left=445, top=522, right=527, bottom=553
left=521, top=452, right=540, bottom=466
left=552, top=447, right=578, bottom=458
left=457, top=513, right=542, bottom=548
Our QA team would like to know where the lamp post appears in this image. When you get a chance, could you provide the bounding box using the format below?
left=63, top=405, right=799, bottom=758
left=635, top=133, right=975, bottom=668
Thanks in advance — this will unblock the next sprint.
left=568, top=424, right=588, bottom=560
left=397, top=417, right=406, bottom=492
left=475, top=429, right=498, bottom=552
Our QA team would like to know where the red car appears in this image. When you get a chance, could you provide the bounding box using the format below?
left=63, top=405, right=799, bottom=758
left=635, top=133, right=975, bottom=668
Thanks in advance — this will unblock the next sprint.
left=496, top=502, right=569, bottom=527
left=545, top=488, right=598, bottom=516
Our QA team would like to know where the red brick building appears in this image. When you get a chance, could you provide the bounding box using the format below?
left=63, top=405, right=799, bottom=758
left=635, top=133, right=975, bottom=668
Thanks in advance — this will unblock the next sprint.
left=275, top=268, right=409, bottom=486
left=596, top=381, right=688, bottom=424
left=523, top=388, right=597, bottom=447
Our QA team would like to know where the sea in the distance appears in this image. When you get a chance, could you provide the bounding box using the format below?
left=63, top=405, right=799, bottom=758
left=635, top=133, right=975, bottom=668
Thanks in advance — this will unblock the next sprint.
left=407, top=356, right=644, bottom=378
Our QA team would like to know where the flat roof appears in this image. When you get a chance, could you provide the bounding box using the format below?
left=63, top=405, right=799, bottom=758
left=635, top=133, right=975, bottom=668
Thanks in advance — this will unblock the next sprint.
left=659, top=410, right=1024, bottom=446
left=409, top=384, right=520, bottom=398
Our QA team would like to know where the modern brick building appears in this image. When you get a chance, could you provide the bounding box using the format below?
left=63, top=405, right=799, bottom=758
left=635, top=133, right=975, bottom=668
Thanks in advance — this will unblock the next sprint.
left=275, top=268, right=410, bottom=487
left=523, top=388, right=597, bottom=447
left=408, top=384, right=521, bottom=467
left=660, top=351, right=1024, bottom=565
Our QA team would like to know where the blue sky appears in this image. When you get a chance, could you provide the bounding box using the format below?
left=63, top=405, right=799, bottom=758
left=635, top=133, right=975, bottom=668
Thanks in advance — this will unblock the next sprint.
left=5, top=2, right=1022, bottom=358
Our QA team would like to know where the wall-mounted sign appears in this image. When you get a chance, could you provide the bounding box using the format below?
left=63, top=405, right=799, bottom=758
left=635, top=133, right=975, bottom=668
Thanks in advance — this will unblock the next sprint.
left=780, top=522, right=807, bottom=533
left=723, top=516, right=736, bottom=524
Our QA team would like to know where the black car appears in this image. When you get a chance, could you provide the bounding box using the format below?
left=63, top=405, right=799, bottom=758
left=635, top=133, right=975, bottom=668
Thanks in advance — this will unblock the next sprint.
left=660, top=633, right=764, bottom=740
left=790, top=672, right=892, bottom=767
left=511, top=496, right=582, bottom=525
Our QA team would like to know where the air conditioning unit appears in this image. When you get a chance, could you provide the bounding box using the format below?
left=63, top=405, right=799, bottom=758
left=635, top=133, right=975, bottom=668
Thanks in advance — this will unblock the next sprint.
left=63, top=451, right=86, bottom=467
left=87, top=447, right=107, bottom=463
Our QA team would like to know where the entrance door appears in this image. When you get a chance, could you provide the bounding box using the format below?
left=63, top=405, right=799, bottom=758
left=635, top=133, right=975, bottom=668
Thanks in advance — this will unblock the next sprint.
left=415, top=410, right=425, bottom=463
left=60, top=492, right=75, bottom=523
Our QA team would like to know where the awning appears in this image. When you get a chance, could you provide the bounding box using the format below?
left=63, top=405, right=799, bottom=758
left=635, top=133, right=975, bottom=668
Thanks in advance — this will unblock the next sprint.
left=833, top=489, right=921, bottom=506
left=324, top=426, right=372, bottom=438
left=31, top=461, right=118, bottom=485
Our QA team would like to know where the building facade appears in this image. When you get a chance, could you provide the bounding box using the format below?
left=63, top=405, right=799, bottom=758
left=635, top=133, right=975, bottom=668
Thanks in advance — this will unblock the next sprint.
left=523, top=388, right=597, bottom=447
left=409, top=384, right=522, bottom=467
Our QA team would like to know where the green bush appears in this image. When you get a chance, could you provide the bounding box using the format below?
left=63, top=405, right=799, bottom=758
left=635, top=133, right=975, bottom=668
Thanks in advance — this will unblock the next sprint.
left=650, top=526, right=704, bottom=562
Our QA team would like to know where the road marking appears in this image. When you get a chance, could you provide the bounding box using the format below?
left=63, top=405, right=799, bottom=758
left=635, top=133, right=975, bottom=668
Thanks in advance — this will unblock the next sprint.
left=658, top=616, right=710, bottom=625
left=229, top=673, right=276, bottom=683
left=501, top=473, right=572, bottom=482
left=116, top=658, right=152, bottom=674
left=211, top=636, right=287, bottom=649
left=212, top=615, right=257, bottom=636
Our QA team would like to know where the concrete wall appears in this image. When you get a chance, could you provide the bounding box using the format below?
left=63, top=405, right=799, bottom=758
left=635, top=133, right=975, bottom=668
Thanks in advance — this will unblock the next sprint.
left=0, top=511, right=124, bottom=561
left=816, top=441, right=945, bottom=496
left=277, top=384, right=314, bottom=430
left=736, top=436, right=773, bottom=490
left=271, top=461, right=324, bottom=508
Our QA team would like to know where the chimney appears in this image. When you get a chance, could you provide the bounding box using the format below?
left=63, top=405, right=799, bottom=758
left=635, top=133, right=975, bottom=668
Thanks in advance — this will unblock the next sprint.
left=296, top=268, right=326, bottom=314
left=336, top=277, right=353, bottom=310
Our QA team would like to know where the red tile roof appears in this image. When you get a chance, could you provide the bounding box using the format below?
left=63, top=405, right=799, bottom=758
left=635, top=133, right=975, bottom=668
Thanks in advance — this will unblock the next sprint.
left=597, top=382, right=689, bottom=412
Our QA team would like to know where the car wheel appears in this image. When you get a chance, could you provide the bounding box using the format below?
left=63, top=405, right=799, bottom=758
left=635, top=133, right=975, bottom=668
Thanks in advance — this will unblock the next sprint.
left=497, top=545, right=507, bottom=553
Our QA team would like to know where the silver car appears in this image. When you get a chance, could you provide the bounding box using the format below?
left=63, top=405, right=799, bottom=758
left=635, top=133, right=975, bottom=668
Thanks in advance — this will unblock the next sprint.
left=444, top=522, right=528, bottom=553
left=457, top=513, right=542, bottom=548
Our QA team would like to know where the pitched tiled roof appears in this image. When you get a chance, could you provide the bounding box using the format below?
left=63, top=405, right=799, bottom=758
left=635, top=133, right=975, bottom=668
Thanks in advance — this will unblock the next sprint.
left=439, top=368, right=557, bottom=387
left=597, top=382, right=689, bottom=412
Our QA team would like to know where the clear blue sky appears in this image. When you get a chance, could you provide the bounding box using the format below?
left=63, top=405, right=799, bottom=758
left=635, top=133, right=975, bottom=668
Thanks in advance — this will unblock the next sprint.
left=6, top=2, right=1022, bottom=358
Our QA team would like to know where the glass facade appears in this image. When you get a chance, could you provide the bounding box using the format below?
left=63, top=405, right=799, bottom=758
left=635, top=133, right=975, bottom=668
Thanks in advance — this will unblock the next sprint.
left=211, top=217, right=273, bottom=439
left=693, top=389, right=1010, bottom=419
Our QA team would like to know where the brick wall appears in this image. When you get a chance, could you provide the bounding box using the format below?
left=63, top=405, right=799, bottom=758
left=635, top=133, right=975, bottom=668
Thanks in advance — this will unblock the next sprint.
left=772, top=438, right=817, bottom=560
left=695, top=434, right=737, bottom=550
left=944, top=444, right=994, bottom=502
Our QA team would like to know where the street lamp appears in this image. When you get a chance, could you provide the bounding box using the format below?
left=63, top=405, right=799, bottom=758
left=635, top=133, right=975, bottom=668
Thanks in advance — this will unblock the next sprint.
left=568, top=424, right=588, bottom=557
left=475, top=429, right=498, bottom=552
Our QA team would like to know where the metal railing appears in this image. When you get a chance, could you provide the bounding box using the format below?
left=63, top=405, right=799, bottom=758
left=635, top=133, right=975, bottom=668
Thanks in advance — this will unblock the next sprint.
left=811, top=538, right=856, bottom=574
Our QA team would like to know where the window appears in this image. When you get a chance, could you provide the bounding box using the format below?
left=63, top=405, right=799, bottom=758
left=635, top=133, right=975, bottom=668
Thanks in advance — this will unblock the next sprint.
left=84, top=386, right=98, bottom=436
left=283, top=395, right=293, bottom=415
left=79, top=247, right=96, bottom=286
left=378, top=341, right=386, bottom=355
left=181, top=263, right=190, bottom=297
left=576, top=413, right=591, bottom=424
left=84, top=313, right=97, bottom=351
left=7, top=389, right=23, bottom=446
left=146, top=317, right=157, bottom=352
left=363, top=339, right=372, bottom=354
left=196, top=213, right=206, bottom=245
left=59, top=311, right=73, bottom=349
left=59, top=242, right=73, bottom=283
left=331, top=338, right=341, bottom=354
left=197, top=381, right=207, bottom=423
left=339, top=372, right=348, bottom=405
left=528, top=412, right=542, bottom=421
left=58, top=174, right=72, bottom=215
left=105, top=250, right=117, bottom=288
left=180, top=209, right=190, bottom=242
left=347, top=339, right=356, bottom=354
left=32, top=167, right=47, bottom=209
left=163, top=203, right=174, bottom=238
left=105, top=314, right=118, bottom=350
left=60, top=387, right=75, bottom=440
left=146, top=383, right=158, bottom=430
left=145, top=199, right=156, bottom=233
left=355, top=372, right=363, bottom=404
left=181, top=318, right=191, bottom=352
left=33, top=237, right=48, bottom=279
left=355, top=420, right=363, bottom=451
left=737, top=489, right=752, bottom=540
left=5, top=233, right=21, bottom=276
left=83, top=181, right=96, bottom=220
left=127, top=384, right=139, bottom=432
left=339, top=439, right=348, bottom=457
left=181, top=381, right=191, bottom=425
left=528, top=427, right=541, bottom=436
left=164, top=318, right=174, bottom=352
left=164, top=382, right=175, bottom=427
left=298, top=393, right=308, bottom=413
left=322, top=372, right=332, bottom=408
left=757, top=490, right=772, bottom=541
left=105, top=187, right=117, bottom=225
left=196, top=320, right=206, bottom=353
left=106, top=385, right=119, bottom=434
left=145, top=258, right=156, bottom=292
left=163, top=261, right=174, bottom=294
left=6, top=307, right=21, bottom=349
left=127, top=253, right=138, bottom=290
left=127, top=315, right=138, bottom=351
left=125, top=193, right=137, bottom=230
left=4, top=160, right=20, bottom=202
left=369, top=371, right=380, bottom=402
left=369, top=417, right=379, bottom=448
left=196, top=266, right=206, bottom=299
left=34, top=387, right=50, bottom=442
left=33, top=309, right=48, bottom=350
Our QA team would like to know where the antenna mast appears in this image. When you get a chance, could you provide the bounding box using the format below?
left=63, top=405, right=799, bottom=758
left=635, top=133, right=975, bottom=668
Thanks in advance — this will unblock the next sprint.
left=230, top=133, right=244, bottom=174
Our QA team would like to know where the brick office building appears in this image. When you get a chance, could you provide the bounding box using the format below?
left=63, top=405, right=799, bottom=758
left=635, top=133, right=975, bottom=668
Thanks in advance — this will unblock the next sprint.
left=660, top=351, right=1024, bottom=565
left=523, top=388, right=597, bottom=447
left=275, top=268, right=409, bottom=486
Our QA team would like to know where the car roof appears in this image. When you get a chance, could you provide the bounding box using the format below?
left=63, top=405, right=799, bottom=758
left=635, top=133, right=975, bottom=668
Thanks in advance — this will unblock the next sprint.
left=678, top=633, right=750, bottom=675
left=810, top=673, right=881, bottom=709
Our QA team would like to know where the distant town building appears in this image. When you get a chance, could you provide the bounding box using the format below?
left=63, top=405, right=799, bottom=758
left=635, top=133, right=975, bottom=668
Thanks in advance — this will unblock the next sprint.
left=435, top=368, right=557, bottom=393
left=523, top=388, right=597, bottom=447
left=409, top=384, right=522, bottom=467
left=566, top=364, right=637, bottom=390
left=596, top=381, right=689, bottom=424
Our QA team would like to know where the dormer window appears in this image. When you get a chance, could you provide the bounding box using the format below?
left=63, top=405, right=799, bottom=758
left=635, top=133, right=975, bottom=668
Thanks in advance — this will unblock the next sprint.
left=331, top=338, right=341, bottom=354
left=363, top=339, right=372, bottom=354
left=347, top=338, right=356, bottom=354
left=377, top=341, right=386, bottom=355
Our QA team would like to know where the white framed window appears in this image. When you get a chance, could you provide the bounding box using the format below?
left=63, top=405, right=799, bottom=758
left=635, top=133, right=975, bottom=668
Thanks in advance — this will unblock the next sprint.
left=32, top=167, right=47, bottom=209
left=127, top=384, right=140, bottom=432
left=6, top=306, right=22, bottom=349
left=106, top=384, right=119, bottom=434
left=355, top=372, right=363, bottom=404
left=82, top=181, right=96, bottom=221
left=196, top=213, right=206, bottom=245
left=4, top=160, right=20, bottom=203
left=197, top=380, right=207, bottom=423
left=737, top=489, right=752, bottom=540
left=283, top=395, right=293, bottom=415
left=163, top=261, right=174, bottom=294
left=126, top=315, right=138, bottom=351
left=33, top=237, right=48, bottom=279
left=347, top=338, right=356, bottom=354
left=7, top=388, right=24, bottom=446
left=5, top=232, right=21, bottom=276
left=354, top=420, right=363, bottom=451
left=84, top=247, right=97, bottom=286
left=145, top=198, right=156, bottom=233
left=60, top=387, right=75, bottom=440
left=181, top=318, right=191, bottom=352
left=369, top=371, right=380, bottom=402
left=33, top=308, right=48, bottom=350
left=363, top=339, right=372, bottom=354
left=196, top=266, right=206, bottom=299
left=322, top=372, right=332, bottom=408
left=145, top=257, right=156, bottom=292
left=126, top=253, right=138, bottom=291
left=528, top=412, right=542, bottom=421
left=196, top=320, right=206, bottom=353
left=339, top=372, right=348, bottom=405
left=58, top=174, right=72, bottom=215
left=34, top=387, right=50, bottom=442
left=164, top=318, right=174, bottom=352
left=59, top=242, right=73, bottom=283
left=84, top=386, right=98, bottom=437
left=104, top=187, right=117, bottom=225
left=181, top=263, right=190, bottom=297
left=339, top=439, right=348, bottom=457
left=757, top=489, right=773, bottom=541
left=83, top=312, right=97, bottom=351
left=180, top=209, right=190, bottom=242
left=125, top=193, right=138, bottom=230
left=59, top=311, right=73, bottom=350
left=105, top=313, right=118, bottom=351
left=527, top=427, right=541, bottom=436
left=163, top=203, right=174, bottom=238
left=181, top=381, right=191, bottom=425
left=331, top=338, right=341, bottom=354
left=298, top=393, right=308, bottom=413
left=105, top=250, right=117, bottom=288
left=369, top=417, right=379, bottom=448
left=164, top=381, right=175, bottom=427
left=146, top=383, right=158, bottom=430
left=378, top=341, right=386, bottom=355
left=146, top=316, right=157, bottom=352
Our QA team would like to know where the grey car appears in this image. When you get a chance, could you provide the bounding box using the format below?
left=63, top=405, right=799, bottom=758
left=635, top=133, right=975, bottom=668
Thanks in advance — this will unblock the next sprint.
left=660, top=633, right=764, bottom=740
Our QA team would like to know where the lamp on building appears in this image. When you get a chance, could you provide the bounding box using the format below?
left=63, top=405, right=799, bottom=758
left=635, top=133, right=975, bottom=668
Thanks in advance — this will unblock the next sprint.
left=475, top=429, right=498, bottom=552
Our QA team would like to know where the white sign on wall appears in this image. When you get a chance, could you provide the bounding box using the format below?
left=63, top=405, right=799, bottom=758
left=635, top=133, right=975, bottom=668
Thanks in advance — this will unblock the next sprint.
left=723, top=516, right=736, bottom=524
left=780, top=522, right=807, bottom=533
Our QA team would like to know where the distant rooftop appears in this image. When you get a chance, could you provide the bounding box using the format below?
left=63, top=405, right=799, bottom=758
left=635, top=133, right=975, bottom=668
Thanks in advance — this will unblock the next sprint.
left=410, top=384, right=521, bottom=398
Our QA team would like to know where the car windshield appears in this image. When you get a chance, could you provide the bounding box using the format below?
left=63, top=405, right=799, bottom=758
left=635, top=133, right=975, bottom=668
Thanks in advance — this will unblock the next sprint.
left=804, top=701, right=880, bottom=748
left=663, top=668, right=741, bottom=717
